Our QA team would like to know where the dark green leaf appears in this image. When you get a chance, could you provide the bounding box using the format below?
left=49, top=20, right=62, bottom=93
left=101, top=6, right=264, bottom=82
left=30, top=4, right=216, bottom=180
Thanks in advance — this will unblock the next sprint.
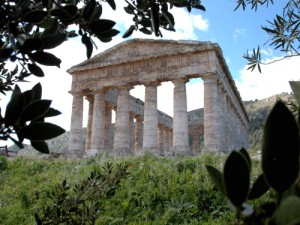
left=31, top=140, right=49, bottom=154
left=224, top=151, right=250, bottom=208
left=29, top=51, right=61, bottom=67
left=206, top=165, right=225, bottom=195
left=0, top=48, right=14, bottom=61
left=22, top=90, right=34, bottom=107
left=97, top=29, right=119, bottom=38
left=124, top=5, right=134, bottom=14
left=24, top=10, right=48, bottom=23
left=276, top=196, right=300, bottom=225
left=20, top=38, right=43, bottom=53
left=139, top=19, right=152, bottom=27
left=139, top=27, right=152, bottom=35
left=11, top=85, right=21, bottom=98
left=262, top=101, right=300, bottom=193
left=194, top=4, right=206, bottom=11
left=98, top=36, right=112, bottom=43
left=123, top=25, right=135, bottom=38
left=239, top=148, right=251, bottom=171
left=248, top=174, right=269, bottom=200
left=150, top=4, right=160, bottom=36
left=172, top=0, right=190, bottom=7
left=89, top=19, right=116, bottom=34
left=37, top=18, right=54, bottom=29
left=91, top=5, right=102, bottom=21
left=28, top=64, right=44, bottom=77
left=42, top=19, right=59, bottom=36
left=67, top=30, right=78, bottom=38
left=20, top=100, right=51, bottom=123
left=44, top=108, right=62, bottom=117
left=5, top=93, right=24, bottom=126
left=83, top=0, right=96, bottom=20
left=18, top=122, right=65, bottom=141
left=8, top=135, right=24, bottom=149
left=106, top=0, right=116, bottom=10
left=42, top=33, right=67, bottom=49
left=81, top=35, right=93, bottom=59
left=31, top=83, right=42, bottom=101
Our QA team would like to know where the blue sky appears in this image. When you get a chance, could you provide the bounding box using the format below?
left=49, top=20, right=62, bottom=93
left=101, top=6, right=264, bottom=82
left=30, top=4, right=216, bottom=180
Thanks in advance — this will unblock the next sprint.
left=1, top=0, right=300, bottom=142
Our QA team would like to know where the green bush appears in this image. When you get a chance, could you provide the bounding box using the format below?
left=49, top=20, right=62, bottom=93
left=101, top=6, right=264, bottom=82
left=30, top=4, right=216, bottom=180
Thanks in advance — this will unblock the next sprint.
left=0, top=154, right=235, bottom=224
left=0, top=155, right=8, bottom=173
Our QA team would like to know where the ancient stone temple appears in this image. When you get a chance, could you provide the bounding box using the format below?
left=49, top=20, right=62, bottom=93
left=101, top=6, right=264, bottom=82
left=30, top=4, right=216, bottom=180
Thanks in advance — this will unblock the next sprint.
left=67, top=39, right=249, bottom=159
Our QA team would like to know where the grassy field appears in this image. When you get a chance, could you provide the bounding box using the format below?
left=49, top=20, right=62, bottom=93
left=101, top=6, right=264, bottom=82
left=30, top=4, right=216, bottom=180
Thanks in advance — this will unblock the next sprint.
left=0, top=153, right=260, bottom=225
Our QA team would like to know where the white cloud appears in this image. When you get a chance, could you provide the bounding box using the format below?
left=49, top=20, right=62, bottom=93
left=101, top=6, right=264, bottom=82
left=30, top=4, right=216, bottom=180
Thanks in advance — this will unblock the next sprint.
left=192, top=14, right=209, bottom=31
left=233, top=28, right=246, bottom=42
left=260, top=48, right=273, bottom=57
left=236, top=55, right=300, bottom=101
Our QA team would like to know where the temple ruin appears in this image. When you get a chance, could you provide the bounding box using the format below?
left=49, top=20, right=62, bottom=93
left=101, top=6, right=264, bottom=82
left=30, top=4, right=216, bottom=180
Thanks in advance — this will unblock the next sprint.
left=67, top=39, right=249, bottom=159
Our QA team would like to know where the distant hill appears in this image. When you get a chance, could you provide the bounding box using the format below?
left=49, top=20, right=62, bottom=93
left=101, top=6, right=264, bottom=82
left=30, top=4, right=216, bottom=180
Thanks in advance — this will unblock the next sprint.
left=9, top=92, right=296, bottom=157
left=244, top=92, right=295, bottom=149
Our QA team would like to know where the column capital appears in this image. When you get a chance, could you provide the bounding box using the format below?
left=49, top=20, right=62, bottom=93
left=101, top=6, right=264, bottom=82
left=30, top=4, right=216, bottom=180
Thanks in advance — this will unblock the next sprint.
left=117, top=85, right=133, bottom=91
left=201, top=73, right=218, bottom=82
left=68, top=91, right=85, bottom=97
left=158, top=124, right=165, bottom=129
left=135, top=114, right=144, bottom=121
left=144, top=81, right=161, bottom=87
left=85, top=94, right=94, bottom=102
left=92, top=88, right=107, bottom=95
left=172, top=77, right=189, bottom=86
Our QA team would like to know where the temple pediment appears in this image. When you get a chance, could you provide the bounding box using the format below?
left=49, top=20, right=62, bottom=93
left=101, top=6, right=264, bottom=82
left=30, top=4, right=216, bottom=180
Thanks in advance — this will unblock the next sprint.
left=68, top=39, right=218, bottom=73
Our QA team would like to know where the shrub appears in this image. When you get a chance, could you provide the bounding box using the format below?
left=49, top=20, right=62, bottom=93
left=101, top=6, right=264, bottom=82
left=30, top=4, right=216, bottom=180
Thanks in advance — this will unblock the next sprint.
left=0, top=155, right=8, bottom=173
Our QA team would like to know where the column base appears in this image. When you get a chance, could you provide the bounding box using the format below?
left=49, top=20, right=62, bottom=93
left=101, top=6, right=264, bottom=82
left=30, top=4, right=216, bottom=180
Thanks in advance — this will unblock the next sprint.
left=170, top=146, right=192, bottom=156
left=68, top=150, right=83, bottom=160
left=203, top=144, right=222, bottom=153
left=84, top=148, right=100, bottom=157
left=142, top=147, right=163, bottom=156
left=112, top=148, right=133, bottom=156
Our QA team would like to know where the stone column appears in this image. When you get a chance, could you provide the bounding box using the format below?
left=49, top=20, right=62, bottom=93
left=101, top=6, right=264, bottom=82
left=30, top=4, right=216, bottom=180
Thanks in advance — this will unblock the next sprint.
left=129, top=113, right=135, bottom=150
left=158, top=124, right=165, bottom=155
left=143, top=82, right=160, bottom=154
left=134, top=115, right=143, bottom=153
left=103, top=103, right=113, bottom=149
left=228, top=102, right=236, bottom=151
left=192, top=134, right=200, bottom=155
left=170, top=129, right=173, bottom=147
left=164, top=127, right=170, bottom=153
left=172, top=78, right=190, bottom=154
left=89, top=90, right=105, bottom=155
left=219, top=86, right=228, bottom=153
left=113, top=86, right=131, bottom=154
left=203, top=76, right=222, bottom=152
left=85, top=95, right=94, bottom=152
left=68, top=92, right=84, bottom=159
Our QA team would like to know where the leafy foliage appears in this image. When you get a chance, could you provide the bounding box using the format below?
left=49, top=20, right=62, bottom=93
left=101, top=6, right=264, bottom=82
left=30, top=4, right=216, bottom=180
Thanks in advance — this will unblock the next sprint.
left=236, top=0, right=300, bottom=72
left=206, top=81, right=300, bottom=224
left=0, top=155, right=8, bottom=172
left=34, top=162, right=128, bottom=225
left=0, top=154, right=233, bottom=224
left=0, top=83, right=65, bottom=153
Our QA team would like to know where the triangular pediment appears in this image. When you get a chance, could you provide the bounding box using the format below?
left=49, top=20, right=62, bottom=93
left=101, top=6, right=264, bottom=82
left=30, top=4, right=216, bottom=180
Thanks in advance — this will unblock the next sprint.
left=68, top=39, right=217, bottom=73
